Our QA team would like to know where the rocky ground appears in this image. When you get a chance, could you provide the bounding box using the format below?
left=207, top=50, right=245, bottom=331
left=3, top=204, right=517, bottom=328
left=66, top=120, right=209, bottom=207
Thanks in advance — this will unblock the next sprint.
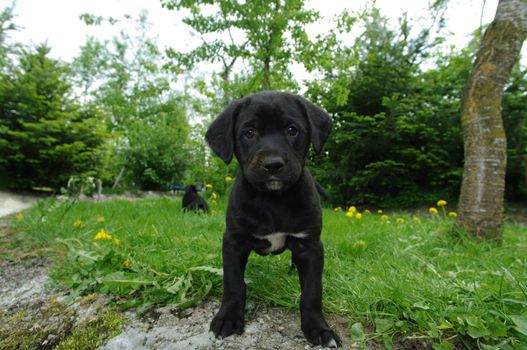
left=0, top=192, right=355, bottom=350
left=0, top=256, right=353, bottom=349
left=101, top=301, right=352, bottom=350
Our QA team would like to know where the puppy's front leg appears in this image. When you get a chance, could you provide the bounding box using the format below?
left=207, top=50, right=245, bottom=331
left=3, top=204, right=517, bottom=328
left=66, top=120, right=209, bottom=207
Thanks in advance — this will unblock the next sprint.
left=291, top=240, right=342, bottom=348
left=210, top=234, right=251, bottom=338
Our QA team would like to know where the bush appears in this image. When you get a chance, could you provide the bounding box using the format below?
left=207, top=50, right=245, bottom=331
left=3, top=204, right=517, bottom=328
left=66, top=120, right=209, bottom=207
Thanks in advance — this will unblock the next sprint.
left=122, top=102, right=191, bottom=190
left=0, top=45, right=109, bottom=190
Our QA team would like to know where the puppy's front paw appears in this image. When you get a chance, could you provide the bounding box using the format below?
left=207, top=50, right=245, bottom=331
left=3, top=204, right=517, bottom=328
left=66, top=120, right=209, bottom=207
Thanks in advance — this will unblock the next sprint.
left=305, top=328, right=341, bottom=348
left=210, top=314, right=244, bottom=339
left=302, top=315, right=342, bottom=348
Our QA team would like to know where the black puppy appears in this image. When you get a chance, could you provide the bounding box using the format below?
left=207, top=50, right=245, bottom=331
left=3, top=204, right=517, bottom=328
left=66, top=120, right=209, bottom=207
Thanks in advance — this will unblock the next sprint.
left=205, top=91, right=341, bottom=348
left=182, top=185, right=209, bottom=213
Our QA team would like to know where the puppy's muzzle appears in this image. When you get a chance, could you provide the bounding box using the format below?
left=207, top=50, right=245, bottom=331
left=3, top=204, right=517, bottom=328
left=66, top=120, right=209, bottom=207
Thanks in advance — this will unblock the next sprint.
left=262, top=156, right=285, bottom=174
left=246, top=153, right=289, bottom=191
left=261, top=155, right=286, bottom=191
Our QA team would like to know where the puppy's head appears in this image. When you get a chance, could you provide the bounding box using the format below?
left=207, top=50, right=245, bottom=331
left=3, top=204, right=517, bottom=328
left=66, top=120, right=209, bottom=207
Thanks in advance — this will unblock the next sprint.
left=185, top=185, right=198, bottom=194
left=206, top=91, right=332, bottom=192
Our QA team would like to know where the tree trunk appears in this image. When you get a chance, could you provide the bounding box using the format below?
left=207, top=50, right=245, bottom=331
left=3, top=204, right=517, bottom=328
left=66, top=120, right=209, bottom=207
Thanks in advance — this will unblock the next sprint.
left=96, top=178, right=102, bottom=200
left=457, top=0, right=527, bottom=241
left=261, top=54, right=271, bottom=91
left=112, top=166, right=125, bottom=189
left=524, top=155, right=527, bottom=193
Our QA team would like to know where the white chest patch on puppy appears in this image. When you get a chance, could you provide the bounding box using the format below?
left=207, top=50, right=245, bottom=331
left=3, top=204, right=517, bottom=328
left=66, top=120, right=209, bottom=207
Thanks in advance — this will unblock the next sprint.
left=256, top=232, right=308, bottom=253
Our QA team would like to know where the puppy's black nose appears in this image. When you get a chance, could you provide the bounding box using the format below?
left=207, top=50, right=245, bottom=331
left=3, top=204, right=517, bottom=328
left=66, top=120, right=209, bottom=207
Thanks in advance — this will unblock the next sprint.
left=262, top=156, right=285, bottom=174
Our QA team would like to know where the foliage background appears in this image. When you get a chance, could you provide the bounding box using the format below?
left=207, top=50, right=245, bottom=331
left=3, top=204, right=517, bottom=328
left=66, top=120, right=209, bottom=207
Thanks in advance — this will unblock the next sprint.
left=0, top=2, right=525, bottom=207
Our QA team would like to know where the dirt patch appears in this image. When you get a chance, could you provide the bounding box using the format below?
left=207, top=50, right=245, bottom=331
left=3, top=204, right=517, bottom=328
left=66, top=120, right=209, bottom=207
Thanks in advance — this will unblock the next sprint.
left=0, top=258, right=70, bottom=349
left=102, top=301, right=354, bottom=350
left=0, top=255, right=358, bottom=349
left=0, top=258, right=51, bottom=312
left=0, top=191, right=42, bottom=218
left=0, top=190, right=173, bottom=220
left=0, top=258, right=124, bottom=350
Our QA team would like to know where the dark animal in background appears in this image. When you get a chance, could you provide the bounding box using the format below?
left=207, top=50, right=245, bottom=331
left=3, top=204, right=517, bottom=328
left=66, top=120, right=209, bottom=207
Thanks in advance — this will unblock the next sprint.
left=205, top=91, right=341, bottom=348
left=182, top=185, right=209, bottom=213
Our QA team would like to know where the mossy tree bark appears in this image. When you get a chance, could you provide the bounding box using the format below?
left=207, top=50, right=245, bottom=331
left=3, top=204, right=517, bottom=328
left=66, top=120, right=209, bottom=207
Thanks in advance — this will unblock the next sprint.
left=457, top=0, right=527, bottom=241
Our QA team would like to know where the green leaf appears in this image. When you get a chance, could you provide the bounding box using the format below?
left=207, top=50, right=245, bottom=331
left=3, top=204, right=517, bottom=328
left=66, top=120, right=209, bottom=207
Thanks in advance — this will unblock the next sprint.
left=465, top=316, right=481, bottom=327
left=395, top=320, right=406, bottom=328
left=350, top=322, right=365, bottom=342
left=501, top=298, right=527, bottom=306
left=465, top=316, right=490, bottom=338
left=432, top=341, right=454, bottom=350
left=73, top=249, right=103, bottom=263
left=412, top=301, right=430, bottom=310
left=479, top=343, right=498, bottom=350
left=164, top=275, right=186, bottom=294
left=101, top=271, right=154, bottom=288
left=428, top=322, right=439, bottom=338
left=438, top=320, right=453, bottom=330
left=382, top=334, right=393, bottom=350
left=188, top=266, right=223, bottom=276
left=488, top=320, right=507, bottom=337
left=510, top=314, right=527, bottom=337
left=375, top=318, right=394, bottom=333
left=467, top=324, right=490, bottom=339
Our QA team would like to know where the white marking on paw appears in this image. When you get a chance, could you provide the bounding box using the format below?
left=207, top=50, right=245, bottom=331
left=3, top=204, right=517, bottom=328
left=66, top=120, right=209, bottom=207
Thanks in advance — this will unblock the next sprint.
left=256, top=232, right=307, bottom=253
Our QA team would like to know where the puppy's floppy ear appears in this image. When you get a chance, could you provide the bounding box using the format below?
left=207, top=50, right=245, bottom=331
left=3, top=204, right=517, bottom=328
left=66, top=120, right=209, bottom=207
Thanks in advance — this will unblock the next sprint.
left=295, top=95, right=332, bottom=154
left=205, top=101, right=241, bottom=164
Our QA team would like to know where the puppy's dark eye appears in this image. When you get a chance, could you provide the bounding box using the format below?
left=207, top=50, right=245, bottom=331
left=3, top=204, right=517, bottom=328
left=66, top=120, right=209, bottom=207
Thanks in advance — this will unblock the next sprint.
left=244, top=128, right=256, bottom=139
left=286, top=126, right=299, bottom=137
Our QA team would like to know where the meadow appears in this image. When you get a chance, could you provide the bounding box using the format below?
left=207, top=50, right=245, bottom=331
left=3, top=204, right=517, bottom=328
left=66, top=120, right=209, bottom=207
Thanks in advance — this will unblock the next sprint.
left=10, top=194, right=527, bottom=350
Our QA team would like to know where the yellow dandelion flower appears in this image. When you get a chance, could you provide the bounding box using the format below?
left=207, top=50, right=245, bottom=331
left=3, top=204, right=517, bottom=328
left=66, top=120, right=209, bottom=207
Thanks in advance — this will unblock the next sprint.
left=429, top=207, right=438, bottom=214
left=97, top=216, right=105, bottom=223
left=412, top=216, right=421, bottom=223
left=380, top=215, right=389, bottom=221
left=211, top=192, right=218, bottom=200
left=113, top=238, right=120, bottom=246
left=15, top=212, right=24, bottom=222
left=93, top=228, right=112, bottom=241
left=73, top=219, right=82, bottom=229
left=364, top=209, right=371, bottom=214
left=437, top=200, right=447, bottom=207
left=334, top=207, right=342, bottom=212
left=396, top=218, right=405, bottom=224
left=355, top=213, right=363, bottom=220
left=448, top=212, right=457, bottom=218
left=211, top=199, right=218, bottom=206
left=377, top=210, right=383, bottom=214
left=352, top=240, right=367, bottom=251
left=123, top=259, right=132, bottom=268
left=224, top=176, right=233, bottom=183
left=346, top=211, right=354, bottom=218
left=205, top=183, right=213, bottom=190
left=347, top=206, right=356, bottom=214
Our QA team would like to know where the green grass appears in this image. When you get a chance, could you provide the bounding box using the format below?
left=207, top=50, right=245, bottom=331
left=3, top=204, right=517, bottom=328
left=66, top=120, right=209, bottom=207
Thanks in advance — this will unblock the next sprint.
left=10, top=196, right=527, bottom=349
